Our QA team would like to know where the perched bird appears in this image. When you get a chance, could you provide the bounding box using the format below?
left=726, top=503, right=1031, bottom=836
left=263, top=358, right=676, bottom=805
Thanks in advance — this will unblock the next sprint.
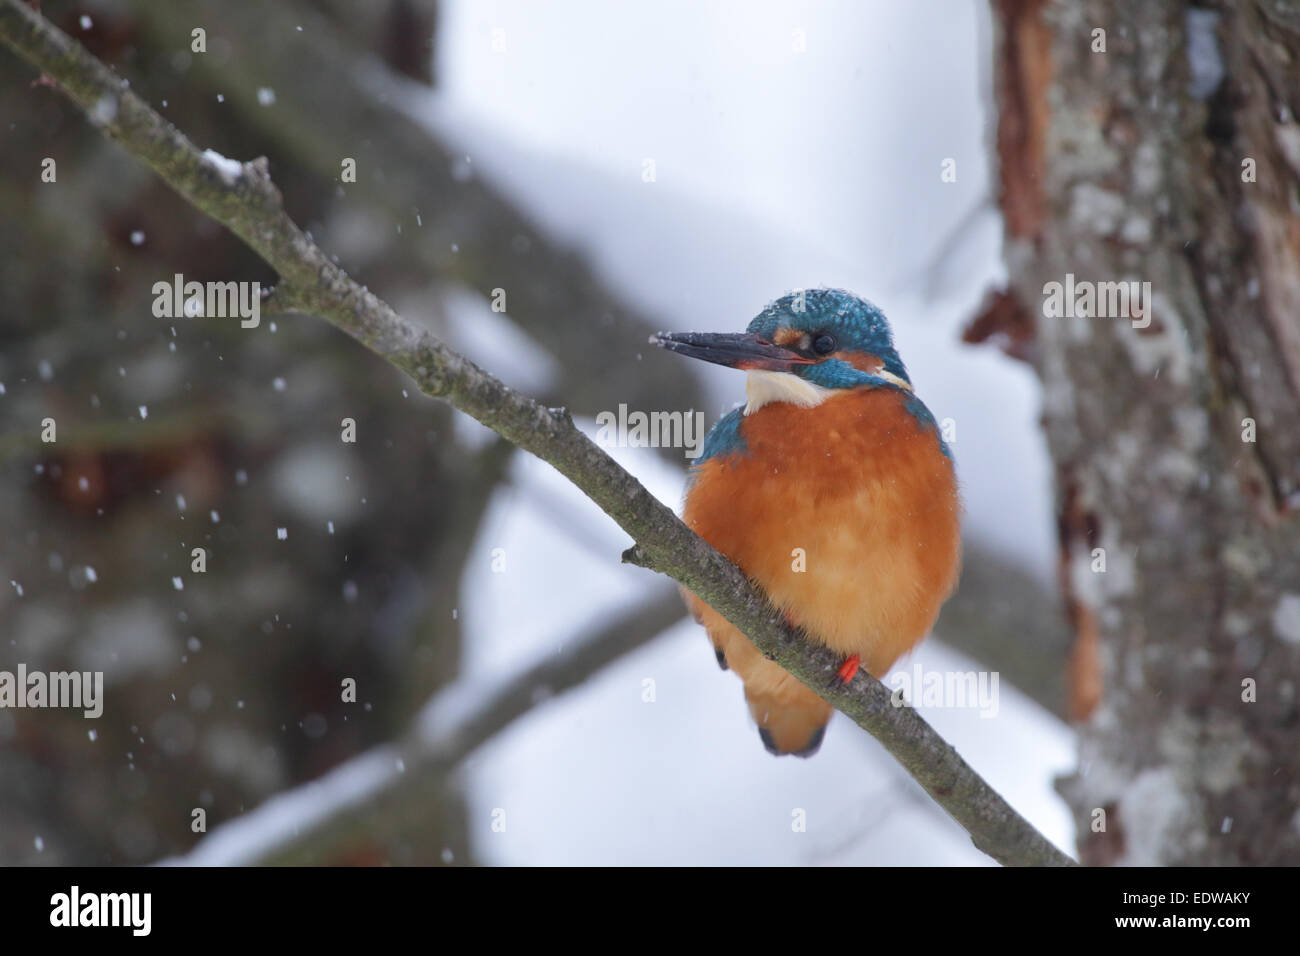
left=655, top=289, right=961, bottom=757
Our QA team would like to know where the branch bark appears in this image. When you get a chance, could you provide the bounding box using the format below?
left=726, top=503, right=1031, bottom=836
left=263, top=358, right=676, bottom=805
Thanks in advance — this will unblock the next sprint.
left=120, top=0, right=705, bottom=420
left=991, top=0, right=1300, bottom=864
left=0, top=0, right=1073, bottom=867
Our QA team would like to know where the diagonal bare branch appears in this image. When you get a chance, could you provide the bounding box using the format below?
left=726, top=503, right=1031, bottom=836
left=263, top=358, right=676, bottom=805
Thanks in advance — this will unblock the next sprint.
left=174, top=585, right=688, bottom=865
left=0, top=0, right=1074, bottom=867
left=123, top=0, right=704, bottom=419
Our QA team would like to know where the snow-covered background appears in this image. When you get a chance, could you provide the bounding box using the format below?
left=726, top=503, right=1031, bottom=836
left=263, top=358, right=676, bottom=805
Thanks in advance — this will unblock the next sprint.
left=415, top=0, right=1073, bottom=864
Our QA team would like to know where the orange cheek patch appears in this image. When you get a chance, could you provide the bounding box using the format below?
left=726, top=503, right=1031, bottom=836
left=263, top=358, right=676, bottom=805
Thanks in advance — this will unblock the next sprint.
left=838, top=350, right=884, bottom=373
left=772, top=327, right=805, bottom=347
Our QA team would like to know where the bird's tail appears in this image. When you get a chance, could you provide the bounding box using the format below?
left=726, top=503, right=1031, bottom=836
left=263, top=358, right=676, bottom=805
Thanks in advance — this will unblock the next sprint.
left=685, top=590, right=834, bottom=757
left=741, top=659, right=833, bottom=757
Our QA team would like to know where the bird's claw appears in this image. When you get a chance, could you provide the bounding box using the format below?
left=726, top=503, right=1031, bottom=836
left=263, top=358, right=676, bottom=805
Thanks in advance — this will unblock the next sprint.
left=827, top=654, right=860, bottom=689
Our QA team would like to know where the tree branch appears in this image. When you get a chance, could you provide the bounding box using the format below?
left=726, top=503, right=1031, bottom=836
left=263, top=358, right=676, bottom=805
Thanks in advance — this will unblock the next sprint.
left=0, top=0, right=1073, bottom=867
left=122, top=0, right=705, bottom=420
left=176, top=584, right=688, bottom=865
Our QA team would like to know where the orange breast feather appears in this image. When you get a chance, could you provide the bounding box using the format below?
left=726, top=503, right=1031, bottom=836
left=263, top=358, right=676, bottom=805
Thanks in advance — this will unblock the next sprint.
left=683, top=387, right=961, bottom=678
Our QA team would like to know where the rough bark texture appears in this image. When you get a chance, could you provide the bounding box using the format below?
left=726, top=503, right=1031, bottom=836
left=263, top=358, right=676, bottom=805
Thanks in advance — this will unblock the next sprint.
left=991, top=0, right=1300, bottom=864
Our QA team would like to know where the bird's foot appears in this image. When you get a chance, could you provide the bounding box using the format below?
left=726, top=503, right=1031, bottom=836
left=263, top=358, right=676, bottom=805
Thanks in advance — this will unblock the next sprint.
left=828, top=654, right=860, bottom=689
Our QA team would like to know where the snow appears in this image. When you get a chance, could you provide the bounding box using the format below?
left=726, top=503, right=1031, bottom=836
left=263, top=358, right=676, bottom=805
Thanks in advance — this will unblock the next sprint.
left=429, top=284, right=559, bottom=396
left=169, top=746, right=403, bottom=865
left=76, top=601, right=173, bottom=684
left=200, top=149, right=244, bottom=185
left=1272, top=594, right=1300, bottom=645
left=90, top=95, right=117, bottom=125
left=1185, top=9, right=1225, bottom=100
left=269, top=442, right=365, bottom=526
left=1117, top=766, right=1198, bottom=865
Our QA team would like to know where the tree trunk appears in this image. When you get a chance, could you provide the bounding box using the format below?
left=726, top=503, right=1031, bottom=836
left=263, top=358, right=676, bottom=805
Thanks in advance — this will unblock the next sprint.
left=988, top=0, right=1300, bottom=864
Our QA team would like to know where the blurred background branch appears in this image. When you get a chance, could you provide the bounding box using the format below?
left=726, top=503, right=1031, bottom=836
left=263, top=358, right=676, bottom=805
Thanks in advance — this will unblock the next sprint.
left=179, top=583, right=685, bottom=865
left=122, top=0, right=704, bottom=419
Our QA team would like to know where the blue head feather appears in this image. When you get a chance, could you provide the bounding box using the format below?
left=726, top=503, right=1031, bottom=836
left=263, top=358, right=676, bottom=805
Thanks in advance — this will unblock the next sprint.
left=691, top=289, right=950, bottom=465
left=746, top=288, right=910, bottom=390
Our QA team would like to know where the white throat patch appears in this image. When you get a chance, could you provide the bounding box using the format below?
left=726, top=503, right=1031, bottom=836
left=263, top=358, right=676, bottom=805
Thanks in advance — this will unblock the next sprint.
left=744, top=370, right=836, bottom=415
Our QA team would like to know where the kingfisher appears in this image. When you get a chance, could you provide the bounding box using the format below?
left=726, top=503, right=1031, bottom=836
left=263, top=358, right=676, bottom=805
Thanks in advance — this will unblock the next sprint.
left=655, top=289, right=961, bottom=757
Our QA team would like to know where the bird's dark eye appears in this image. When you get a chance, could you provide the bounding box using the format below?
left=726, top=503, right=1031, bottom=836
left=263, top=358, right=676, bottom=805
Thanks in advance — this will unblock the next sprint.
left=811, top=333, right=837, bottom=356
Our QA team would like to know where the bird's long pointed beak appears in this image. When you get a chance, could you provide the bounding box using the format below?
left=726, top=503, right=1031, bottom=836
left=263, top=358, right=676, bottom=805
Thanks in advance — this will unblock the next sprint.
left=651, top=331, right=815, bottom=372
